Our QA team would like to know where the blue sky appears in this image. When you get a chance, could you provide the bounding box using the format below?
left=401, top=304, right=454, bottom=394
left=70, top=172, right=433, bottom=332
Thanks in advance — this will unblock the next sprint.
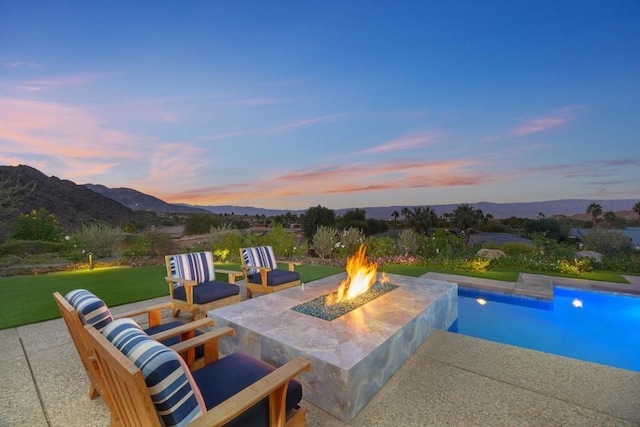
left=1, top=1, right=638, bottom=210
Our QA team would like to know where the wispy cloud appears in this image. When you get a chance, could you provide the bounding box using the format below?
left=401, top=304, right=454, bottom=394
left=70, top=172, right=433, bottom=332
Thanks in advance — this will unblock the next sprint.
left=509, top=117, right=568, bottom=136
left=8, top=74, right=103, bottom=92
left=197, top=113, right=350, bottom=142
left=1, top=58, right=42, bottom=69
left=362, top=132, right=442, bottom=154
left=484, top=106, right=582, bottom=141
left=267, top=113, right=351, bottom=133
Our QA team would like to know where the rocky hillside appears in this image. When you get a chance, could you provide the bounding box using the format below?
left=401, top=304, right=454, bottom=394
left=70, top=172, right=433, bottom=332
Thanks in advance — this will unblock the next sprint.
left=85, top=184, right=209, bottom=214
left=0, top=165, right=157, bottom=236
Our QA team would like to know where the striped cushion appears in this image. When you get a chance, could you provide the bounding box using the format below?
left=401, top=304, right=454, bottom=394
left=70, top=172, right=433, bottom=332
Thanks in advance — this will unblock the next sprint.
left=241, top=246, right=277, bottom=275
left=65, top=289, right=114, bottom=332
left=168, top=252, right=216, bottom=288
left=103, top=319, right=206, bottom=427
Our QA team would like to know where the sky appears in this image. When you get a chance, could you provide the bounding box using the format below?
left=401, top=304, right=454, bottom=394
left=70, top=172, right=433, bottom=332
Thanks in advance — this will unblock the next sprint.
left=1, top=1, right=639, bottom=211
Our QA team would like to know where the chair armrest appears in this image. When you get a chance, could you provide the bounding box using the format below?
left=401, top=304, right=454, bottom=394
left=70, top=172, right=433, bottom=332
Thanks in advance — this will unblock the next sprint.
left=165, top=276, right=197, bottom=286
left=244, top=265, right=273, bottom=273
left=216, top=269, right=243, bottom=284
left=113, top=301, right=174, bottom=327
left=170, top=327, right=235, bottom=367
left=149, top=318, right=214, bottom=342
left=276, top=260, right=302, bottom=266
left=277, top=260, right=302, bottom=272
left=189, top=357, right=312, bottom=427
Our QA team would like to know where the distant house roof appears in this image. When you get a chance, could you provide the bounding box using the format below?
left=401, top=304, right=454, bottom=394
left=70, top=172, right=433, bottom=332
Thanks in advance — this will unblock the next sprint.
left=569, top=227, right=640, bottom=249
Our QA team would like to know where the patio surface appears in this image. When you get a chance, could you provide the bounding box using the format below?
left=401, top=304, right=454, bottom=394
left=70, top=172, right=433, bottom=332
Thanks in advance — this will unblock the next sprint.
left=1, top=273, right=639, bottom=426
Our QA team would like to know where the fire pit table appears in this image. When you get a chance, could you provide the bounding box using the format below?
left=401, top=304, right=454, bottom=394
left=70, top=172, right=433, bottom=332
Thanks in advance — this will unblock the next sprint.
left=208, top=273, right=457, bottom=422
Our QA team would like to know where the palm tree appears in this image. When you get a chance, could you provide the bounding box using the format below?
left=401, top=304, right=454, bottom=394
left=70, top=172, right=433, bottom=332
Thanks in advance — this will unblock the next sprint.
left=586, top=202, right=603, bottom=228
left=391, top=210, right=400, bottom=222
left=450, top=204, right=481, bottom=231
left=633, top=201, right=640, bottom=221
left=401, top=207, right=411, bottom=221
left=603, top=211, right=617, bottom=225
left=405, top=206, right=438, bottom=234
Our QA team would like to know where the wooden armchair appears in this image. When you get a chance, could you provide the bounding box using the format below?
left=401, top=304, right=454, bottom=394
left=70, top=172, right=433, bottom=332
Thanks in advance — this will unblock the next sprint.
left=86, top=318, right=312, bottom=427
left=165, top=251, right=243, bottom=319
left=54, top=289, right=213, bottom=419
left=239, top=246, right=302, bottom=298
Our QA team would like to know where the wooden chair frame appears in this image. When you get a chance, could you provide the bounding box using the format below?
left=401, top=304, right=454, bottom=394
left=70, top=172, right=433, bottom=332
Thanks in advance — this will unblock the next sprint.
left=165, top=254, right=243, bottom=319
left=54, top=291, right=213, bottom=425
left=239, top=247, right=302, bottom=298
left=86, top=325, right=312, bottom=427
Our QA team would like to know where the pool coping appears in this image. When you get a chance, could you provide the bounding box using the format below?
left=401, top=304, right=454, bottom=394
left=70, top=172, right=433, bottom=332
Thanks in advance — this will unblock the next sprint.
left=422, top=272, right=640, bottom=300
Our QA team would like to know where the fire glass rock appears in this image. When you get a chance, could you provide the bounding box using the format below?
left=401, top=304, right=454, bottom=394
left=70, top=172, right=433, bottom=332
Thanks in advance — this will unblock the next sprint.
left=291, top=282, right=399, bottom=321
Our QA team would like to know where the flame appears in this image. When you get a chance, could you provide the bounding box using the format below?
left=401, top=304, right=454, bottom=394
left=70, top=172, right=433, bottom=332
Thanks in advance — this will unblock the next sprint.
left=326, top=244, right=378, bottom=306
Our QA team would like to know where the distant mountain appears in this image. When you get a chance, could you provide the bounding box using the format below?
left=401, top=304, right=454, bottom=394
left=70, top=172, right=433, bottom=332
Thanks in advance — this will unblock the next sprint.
left=2, top=164, right=636, bottom=240
left=85, top=184, right=209, bottom=214
left=0, top=165, right=156, bottom=235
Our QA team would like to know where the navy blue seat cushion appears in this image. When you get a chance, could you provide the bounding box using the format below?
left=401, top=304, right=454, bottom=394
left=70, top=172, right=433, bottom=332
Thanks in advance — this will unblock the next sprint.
left=173, top=281, right=239, bottom=304
left=145, top=321, right=204, bottom=359
left=248, top=269, right=300, bottom=286
left=192, top=352, right=303, bottom=427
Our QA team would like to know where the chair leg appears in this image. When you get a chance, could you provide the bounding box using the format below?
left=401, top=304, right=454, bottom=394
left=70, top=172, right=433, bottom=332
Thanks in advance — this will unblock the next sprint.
left=88, top=384, right=99, bottom=400
left=173, top=309, right=181, bottom=317
left=246, top=289, right=252, bottom=299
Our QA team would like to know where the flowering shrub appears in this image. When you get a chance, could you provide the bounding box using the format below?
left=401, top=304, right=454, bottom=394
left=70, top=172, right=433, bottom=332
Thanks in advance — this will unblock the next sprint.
left=340, top=227, right=365, bottom=255
left=421, top=229, right=465, bottom=258
left=557, top=258, right=593, bottom=275
left=470, top=257, right=492, bottom=272
left=365, top=236, right=398, bottom=257
left=312, top=226, right=338, bottom=258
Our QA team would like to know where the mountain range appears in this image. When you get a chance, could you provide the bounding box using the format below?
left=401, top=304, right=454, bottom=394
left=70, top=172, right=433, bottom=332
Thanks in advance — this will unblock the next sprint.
left=1, top=165, right=637, bottom=233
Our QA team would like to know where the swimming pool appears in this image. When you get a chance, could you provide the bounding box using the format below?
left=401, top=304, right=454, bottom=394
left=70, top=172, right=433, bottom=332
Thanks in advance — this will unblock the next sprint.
left=448, top=286, right=640, bottom=372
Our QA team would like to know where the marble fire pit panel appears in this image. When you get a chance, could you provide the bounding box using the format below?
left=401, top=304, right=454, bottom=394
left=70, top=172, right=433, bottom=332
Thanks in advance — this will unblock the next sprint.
left=208, top=273, right=457, bottom=422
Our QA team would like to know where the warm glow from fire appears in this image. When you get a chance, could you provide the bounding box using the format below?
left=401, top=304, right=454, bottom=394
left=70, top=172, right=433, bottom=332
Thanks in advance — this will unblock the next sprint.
left=326, top=244, right=381, bottom=306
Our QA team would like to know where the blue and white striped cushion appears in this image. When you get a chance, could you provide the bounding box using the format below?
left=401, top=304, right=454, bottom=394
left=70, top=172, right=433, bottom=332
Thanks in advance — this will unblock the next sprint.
left=65, top=289, right=114, bottom=332
left=242, top=246, right=277, bottom=275
left=103, top=319, right=206, bottom=427
left=168, top=252, right=216, bottom=288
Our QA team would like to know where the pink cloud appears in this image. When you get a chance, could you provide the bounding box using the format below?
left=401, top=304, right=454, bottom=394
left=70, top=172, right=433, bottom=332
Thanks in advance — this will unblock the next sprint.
left=163, top=157, right=486, bottom=206
left=509, top=117, right=568, bottom=136
left=10, top=74, right=103, bottom=92
left=267, top=113, right=350, bottom=133
left=364, top=132, right=442, bottom=154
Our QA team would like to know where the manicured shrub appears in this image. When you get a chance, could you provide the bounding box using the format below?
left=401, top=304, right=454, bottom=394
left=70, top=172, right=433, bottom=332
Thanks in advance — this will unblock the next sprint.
left=184, top=214, right=223, bottom=235
left=0, top=239, right=64, bottom=256
left=365, top=236, right=397, bottom=257
left=74, top=223, right=124, bottom=258
left=601, top=252, right=640, bottom=273
left=11, top=208, right=64, bottom=242
left=261, top=224, right=299, bottom=257
left=397, top=229, right=421, bottom=255
left=581, top=229, right=633, bottom=257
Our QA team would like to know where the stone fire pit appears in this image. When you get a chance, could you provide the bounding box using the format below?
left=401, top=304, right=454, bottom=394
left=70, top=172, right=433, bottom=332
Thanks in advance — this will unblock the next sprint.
left=208, top=273, right=457, bottom=422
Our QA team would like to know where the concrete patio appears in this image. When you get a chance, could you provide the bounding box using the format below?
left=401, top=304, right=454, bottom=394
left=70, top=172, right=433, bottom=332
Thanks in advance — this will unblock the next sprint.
left=2, top=273, right=639, bottom=426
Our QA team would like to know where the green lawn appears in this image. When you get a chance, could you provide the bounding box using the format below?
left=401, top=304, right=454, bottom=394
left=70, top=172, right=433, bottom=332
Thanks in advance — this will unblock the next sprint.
left=0, top=263, right=344, bottom=330
left=0, top=262, right=631, bottom=330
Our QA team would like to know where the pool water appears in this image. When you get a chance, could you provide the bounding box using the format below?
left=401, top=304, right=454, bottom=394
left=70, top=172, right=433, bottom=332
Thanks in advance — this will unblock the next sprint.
left=448, top=286, right=640, bottom=372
